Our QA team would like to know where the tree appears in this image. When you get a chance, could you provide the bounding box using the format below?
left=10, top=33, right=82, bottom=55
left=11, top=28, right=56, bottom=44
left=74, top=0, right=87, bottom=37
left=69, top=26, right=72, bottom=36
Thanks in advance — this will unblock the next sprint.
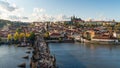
left=29, top=32, right=35, bottom=40
left=7, top=34, right=12, bottom=41
left=19, top=33, right=25, bottom=41
left=26, top=33, right=30, bottom=38
left=0, top=37, right=1, bottom=41
left=29, top=32, right=35, bottom=46
left=16, top=28, right=22, bottom=33
left=44, top=32, right=49, bottom=38
left=14, top=32, right=19, bottom=41
left=25, top=33, right=30, bottom=42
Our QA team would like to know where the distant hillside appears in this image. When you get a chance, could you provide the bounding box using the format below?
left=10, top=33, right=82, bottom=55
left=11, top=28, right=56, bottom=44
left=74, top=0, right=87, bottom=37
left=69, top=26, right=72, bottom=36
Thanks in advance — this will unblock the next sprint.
left=0, top=19, right=30, bottom=28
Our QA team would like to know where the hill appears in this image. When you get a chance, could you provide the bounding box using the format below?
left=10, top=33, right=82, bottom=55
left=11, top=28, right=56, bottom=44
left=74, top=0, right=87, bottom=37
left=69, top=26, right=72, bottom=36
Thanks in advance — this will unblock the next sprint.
left=0, top=19, right=30, bottom=28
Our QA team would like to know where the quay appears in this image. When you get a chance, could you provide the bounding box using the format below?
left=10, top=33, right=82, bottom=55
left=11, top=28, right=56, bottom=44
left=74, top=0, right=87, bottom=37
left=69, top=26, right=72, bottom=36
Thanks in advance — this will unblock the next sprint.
left=30, top=35, right=56, bottom=68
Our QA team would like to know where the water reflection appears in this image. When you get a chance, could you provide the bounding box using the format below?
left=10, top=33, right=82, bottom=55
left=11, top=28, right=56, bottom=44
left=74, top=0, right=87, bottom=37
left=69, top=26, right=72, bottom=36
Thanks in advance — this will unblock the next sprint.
left=49, top=43, right=120, bottom=68
left=0, top=45, right=31, bottom=68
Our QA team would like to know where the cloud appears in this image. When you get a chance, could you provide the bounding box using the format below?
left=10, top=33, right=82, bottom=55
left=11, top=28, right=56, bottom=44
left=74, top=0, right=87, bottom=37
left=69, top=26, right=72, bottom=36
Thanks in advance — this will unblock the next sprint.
left=33, top=8, right=45, bottom=13
left=0, top=0, right=17, bottom=12
left=55, top=14, right=70, bottom=21
left=30, top=8, right=70, bottom=22
left=0, top=0, right=28, bottom=22
left=0, top=1, right=70, bottom=22
left=9, top=15, right=28, bottom=20
left=0, top=7, right=27, bottom=21
left=29, top=13, right=71, bottom=22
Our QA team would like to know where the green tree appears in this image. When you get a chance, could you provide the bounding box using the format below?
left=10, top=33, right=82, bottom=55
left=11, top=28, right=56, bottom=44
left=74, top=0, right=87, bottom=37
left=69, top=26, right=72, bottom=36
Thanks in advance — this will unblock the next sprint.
left=16, top=28, right=22, bottom=33
left=0, top=37, right=1, bottom=41
left=29, top=32, right=35, bottom=46
left=29, top=32, right=35, bottom=40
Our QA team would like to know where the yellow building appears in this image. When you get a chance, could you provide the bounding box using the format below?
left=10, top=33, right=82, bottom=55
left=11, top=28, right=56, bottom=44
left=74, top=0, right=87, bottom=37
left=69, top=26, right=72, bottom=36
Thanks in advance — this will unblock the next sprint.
left=83, top=30, right=95, bottom=40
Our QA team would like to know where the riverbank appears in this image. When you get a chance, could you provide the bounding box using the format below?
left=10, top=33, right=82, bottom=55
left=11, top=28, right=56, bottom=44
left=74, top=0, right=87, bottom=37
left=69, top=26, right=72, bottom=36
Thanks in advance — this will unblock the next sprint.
left=46, top=39, right=74, bottom=43
left=77, top=38, right=120, bottom=45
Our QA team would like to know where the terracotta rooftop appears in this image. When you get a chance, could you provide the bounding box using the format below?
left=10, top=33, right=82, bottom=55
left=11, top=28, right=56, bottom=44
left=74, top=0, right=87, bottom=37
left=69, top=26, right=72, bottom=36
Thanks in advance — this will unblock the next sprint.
left=50, top=33, right=61, bottom=36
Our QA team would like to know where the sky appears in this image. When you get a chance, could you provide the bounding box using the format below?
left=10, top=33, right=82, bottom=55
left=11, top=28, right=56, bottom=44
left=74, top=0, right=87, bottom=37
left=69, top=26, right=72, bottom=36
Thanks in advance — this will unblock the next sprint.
left=0, top=0, right=120, bottom=22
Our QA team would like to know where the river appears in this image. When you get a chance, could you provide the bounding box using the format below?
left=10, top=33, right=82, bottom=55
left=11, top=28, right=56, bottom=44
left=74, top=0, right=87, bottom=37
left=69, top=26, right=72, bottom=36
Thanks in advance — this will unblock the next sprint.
left=49, top=43, right=120, bottom=68
left=0, top=43, right=120, bottom=68
left=0, top=45, right=32, bottom=68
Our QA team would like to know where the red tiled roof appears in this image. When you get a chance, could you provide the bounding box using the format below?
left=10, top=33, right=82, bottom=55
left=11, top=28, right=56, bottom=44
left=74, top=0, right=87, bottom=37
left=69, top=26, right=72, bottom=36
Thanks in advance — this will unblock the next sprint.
left=93, top=36, right=116, bottom=39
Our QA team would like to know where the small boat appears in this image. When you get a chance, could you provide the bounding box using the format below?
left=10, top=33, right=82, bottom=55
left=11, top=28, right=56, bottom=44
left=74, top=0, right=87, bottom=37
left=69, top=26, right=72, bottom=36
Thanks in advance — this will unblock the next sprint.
left=18, top=42, right=27, bottom=47
left=18, top=62, right=26, bottom=67
left=17, top=44, right=26, bottom=47
left=22, top=55, right=29, bottom=59
left=26, top=51, right=31, bottom=54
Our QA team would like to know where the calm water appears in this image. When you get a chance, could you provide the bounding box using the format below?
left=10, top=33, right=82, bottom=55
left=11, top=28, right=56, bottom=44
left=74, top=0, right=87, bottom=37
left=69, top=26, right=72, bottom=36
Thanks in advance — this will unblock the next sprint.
left=49, top=43, right=120, bottom=68
left=0, top=45, right=32, bottom=68
left=0, top=43, right=120, bottom=68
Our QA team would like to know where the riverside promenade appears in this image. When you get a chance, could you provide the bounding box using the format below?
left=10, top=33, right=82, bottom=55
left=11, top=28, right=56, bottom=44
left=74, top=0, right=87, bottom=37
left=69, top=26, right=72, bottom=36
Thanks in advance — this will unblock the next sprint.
left=30, top=35, right=56, bottom=68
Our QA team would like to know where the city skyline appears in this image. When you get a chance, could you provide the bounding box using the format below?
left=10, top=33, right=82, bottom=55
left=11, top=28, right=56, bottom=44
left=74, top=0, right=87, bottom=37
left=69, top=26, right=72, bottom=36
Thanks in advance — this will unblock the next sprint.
left=0, top=0, right=120, bottom=22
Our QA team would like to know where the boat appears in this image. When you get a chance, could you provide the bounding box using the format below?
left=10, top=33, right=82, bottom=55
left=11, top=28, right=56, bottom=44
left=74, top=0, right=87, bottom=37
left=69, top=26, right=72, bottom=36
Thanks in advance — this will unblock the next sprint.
left=22, top=55, right=29, bottom=59
left=17, top=42, right=27, bottom=47
left=26, top=51, right=31, bottom=54
left=18, top=62, right=26, bottom=67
